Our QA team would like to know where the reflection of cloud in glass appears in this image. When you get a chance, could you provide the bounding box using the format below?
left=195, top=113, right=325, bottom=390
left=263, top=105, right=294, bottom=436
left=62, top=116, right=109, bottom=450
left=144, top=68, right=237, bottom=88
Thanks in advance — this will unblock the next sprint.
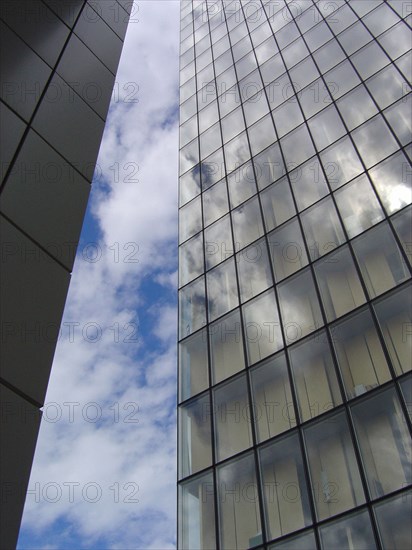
left=321, top=136, right=364, bottom=190
left=232, top=196, right=264, bottom=249
left=369, top=151, right=412, bottom=214
left=335, top=174, right=384, bottom=238
left=319, top=509, right=376, bottom=549
left=278, top=269, right=323, bottom=340
left=243, top=289, right=283, bottom=363
left=224, top=131, right=250, bottom=173
left=207, top=258, right=238, bottom=321
left=180, top=137, right=199, bottom=175
left=179, top=164, right=201, bottom=206
left=353, top=115, right=398, bottom=168
left=179, top=195, right=201, bottom=243
left=179, top=277, right=206, bottom=337
left=179, top=233, right=204, bottom=286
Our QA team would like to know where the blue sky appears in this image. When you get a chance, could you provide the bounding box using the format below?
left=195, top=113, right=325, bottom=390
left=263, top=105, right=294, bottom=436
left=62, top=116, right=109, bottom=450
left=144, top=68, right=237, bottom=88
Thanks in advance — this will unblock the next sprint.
left=18, top=2, right=180, bottom=548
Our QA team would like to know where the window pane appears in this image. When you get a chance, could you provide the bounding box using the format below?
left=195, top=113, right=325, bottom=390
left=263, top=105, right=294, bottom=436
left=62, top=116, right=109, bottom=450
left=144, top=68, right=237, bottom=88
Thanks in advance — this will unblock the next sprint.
left=268, top=217, right=308, bottom=281
left=289, top=156, right=329, bottom=211
left=272, top=98, right=304, bottom=138
left=303, top=411, right=365, bottom=520
left=290, top=56, right=319, bottom=89
left=179, top=393, right=212, bottom=478
left=250, top=353, right=296, bottom=442
left=351, top=387, right=412, bottom=498
left=205, top=214, right=233, bottom=270
left=199, top=100, right=219, bottom=134
left=201, top=147, right=225, bottom=190
left=281, top=124, right=316, bottom=168
left=305, top=21, right=333, bottom=52
left=301, top=196, right=346, bottom=260
left=269, top=530, right=316, bottom=550
left=288, top=331, right=342, bottom=422
left=179, top=276, right=206, bottom=338
left=180, top=232, right=204, bottom=287
left=331, top=308, right=391, bottom=399
left=352, top=222, right=410, bottom=298
left=365, top=64, right=408, bottom=110
left=319, top=509, right=377, bottom=550
left=308, top=105, right=346, bottom=152
left=253, top=142, right=285, bottom=191
left=259, top=432, right=312, bottom=540
left=278, top=268, right=324, bottom=343
left=181, top=137, right=200, bottom=175
left=243, top=91, right=269, bottom=127
left=180, top=195, right=202, bottom=243
left=227, top=160, right=257, bottom=209
left=217, top=453, right=262, bottom=550
left=351, top=41, right=389, bottom=80
left=179, top=472, right=216, bottom=550
left=210, top=309, right=245, bottom=384
left=203, top=178, right=229, bottom=227
left=363, top=2, right=399, bottom=36
left=337, top=20, right=371, bottom=56
left=248, top=114, right=276, bottom=156
left=325, top=60, right=361, bottom=100
left=378, top=20, right=412, bottom=60
left=242, top=289, right=283, bottom=366
left=300, top=77, right=333, bottom=120
left=224, top=131, right=251, bottom=174
left=180, top=165, right=201, bottom=207
left=179, top=329, right=209, bottom=402
left=337, top=84, right=378, bottom=131
left=320, top=136, right=364, bottom=191
left=282, top=37, right=309, bottom=70
left=260, top=53, right=285, bottom=85
left=255, top=36, right=278, bottom=65
left=181, top=114, right=198, bottom=148
left=352, top=115, right=399, bottom=169
left=200, top=122, right=221, bottom=160
left=260, top=177, right=296, bottom=232
left=314, top=245, right=366, bottom=321
left=221, top=106, right=245, bottom=144
left=373, top=284, right=412, bottom=376
left=337, top=170, right=384, bottom=238
left=214, top=373, right=253, bottom=462
left=384, top=95, right=412, bottom=147
left=374, top=491, right=412, bottom=550
left=237, top=238, right=273, bottom=302
left=232, top=195, right=264, bottom=249
left=368, top=151, right=412, bottom=215
left=207, top=257, right=239, bottom=321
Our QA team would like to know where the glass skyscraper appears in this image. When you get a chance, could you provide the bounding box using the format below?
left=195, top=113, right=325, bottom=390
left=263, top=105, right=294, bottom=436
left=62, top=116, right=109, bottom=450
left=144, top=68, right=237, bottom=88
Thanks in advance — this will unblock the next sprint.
left=178, top=1, right=412, bottom=548
left=0, top=1, right=130, bottom=547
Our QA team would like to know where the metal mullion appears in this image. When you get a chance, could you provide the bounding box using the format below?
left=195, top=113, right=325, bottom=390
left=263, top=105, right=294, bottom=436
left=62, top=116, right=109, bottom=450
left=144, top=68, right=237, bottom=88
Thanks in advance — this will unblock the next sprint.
left=193, top=4, right=222, bottom=547
left=243, top=2, right=326, bottom=546
left=199, top=5, right=242, bottom=549
left=221, top=2, right=277, bottom=547
left=267, top=3, right=373, bottom=545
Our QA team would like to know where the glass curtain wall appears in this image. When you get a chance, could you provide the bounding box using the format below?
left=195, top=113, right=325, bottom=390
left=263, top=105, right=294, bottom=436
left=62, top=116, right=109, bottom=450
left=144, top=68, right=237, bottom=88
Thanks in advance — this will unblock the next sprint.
left=178, top=1, right=412, bottom=548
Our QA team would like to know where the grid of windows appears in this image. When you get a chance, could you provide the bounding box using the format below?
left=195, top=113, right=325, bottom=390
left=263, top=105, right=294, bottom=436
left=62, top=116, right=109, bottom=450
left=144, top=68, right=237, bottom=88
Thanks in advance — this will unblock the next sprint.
left=178, top=1, right=412, bottom=549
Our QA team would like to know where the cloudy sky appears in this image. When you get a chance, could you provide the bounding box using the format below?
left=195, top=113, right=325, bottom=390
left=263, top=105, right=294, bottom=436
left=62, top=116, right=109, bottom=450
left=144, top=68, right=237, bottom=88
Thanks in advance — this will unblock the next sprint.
left=18, top=2, right=180, bottom=548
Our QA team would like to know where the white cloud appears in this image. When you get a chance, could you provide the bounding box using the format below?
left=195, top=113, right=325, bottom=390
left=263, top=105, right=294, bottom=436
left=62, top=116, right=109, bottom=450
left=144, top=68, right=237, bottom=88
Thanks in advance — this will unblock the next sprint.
left=19, top=2, right=180, bottom=548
